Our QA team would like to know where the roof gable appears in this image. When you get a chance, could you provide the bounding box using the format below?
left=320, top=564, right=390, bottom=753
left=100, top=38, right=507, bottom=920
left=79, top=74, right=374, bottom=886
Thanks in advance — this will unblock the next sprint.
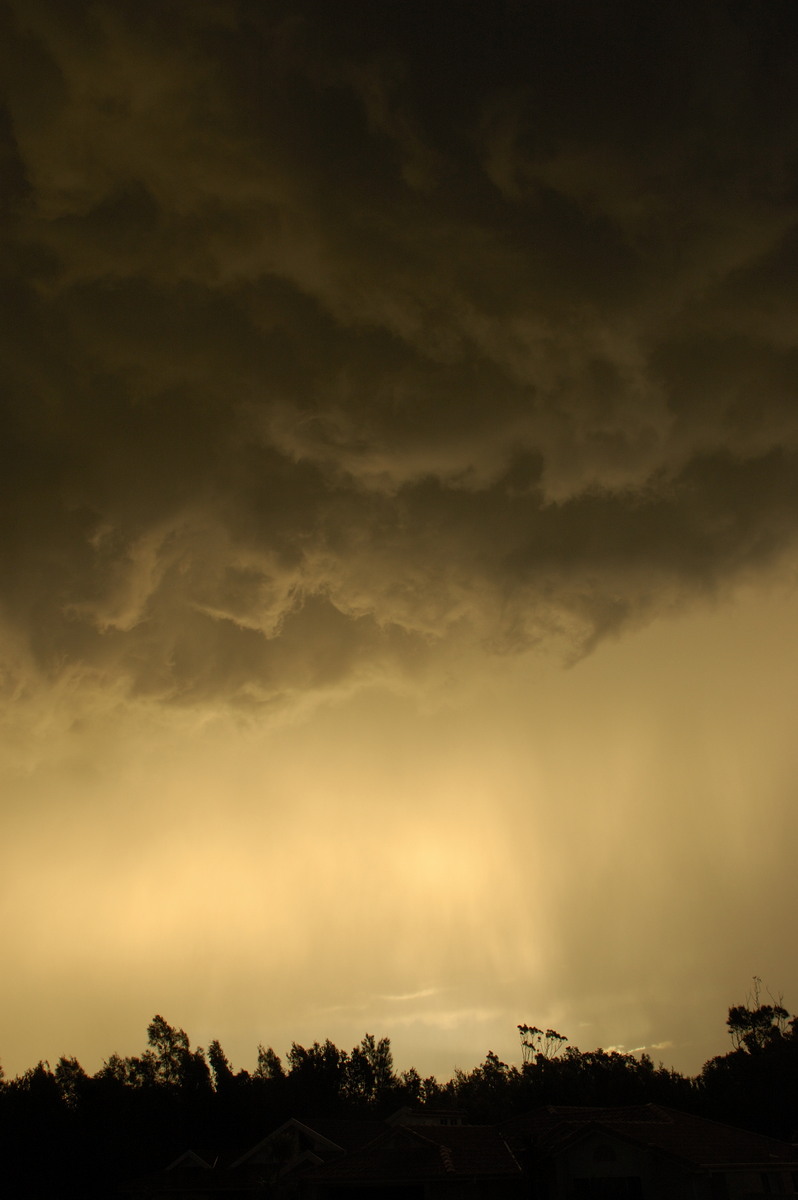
left=231, top=1117, right=350, bottom=1169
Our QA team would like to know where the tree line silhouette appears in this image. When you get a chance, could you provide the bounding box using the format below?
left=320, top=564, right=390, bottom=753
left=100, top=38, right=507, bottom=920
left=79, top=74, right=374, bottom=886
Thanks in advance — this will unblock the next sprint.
left=2, top=982, right=797, bottom=1198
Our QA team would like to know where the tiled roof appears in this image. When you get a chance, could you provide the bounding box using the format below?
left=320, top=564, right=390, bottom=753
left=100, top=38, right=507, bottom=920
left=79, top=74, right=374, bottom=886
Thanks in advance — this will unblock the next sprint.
left=304, top=1124, right=522, bottom=1184
left=413, top=1125, right=522, bottom=1175
left=503, top=1104, right=798, bottom=1168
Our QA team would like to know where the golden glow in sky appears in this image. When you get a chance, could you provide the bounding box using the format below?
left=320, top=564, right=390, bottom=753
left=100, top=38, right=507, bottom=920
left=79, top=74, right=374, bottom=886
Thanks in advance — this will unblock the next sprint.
left=4, top=583, right=798, bottom=1079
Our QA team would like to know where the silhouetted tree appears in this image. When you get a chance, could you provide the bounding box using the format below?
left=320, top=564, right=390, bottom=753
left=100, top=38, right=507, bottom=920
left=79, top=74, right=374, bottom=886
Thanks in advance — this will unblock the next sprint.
left=286, top=1039, right=348, bottom=1113
left=55, top=1056, right=90, bottom=1109
left=448, top=1050, right=522, bottom=1121
left=208, top=1039, right=236, bottom=1093
left=726, top=977, right=789, bottom=1052
left=146, top=1014, right=212, bottom=1094
left=255, top=1043, right=285, bottom=1080
left=518, top=1024, right=568, bottom=1063
left=344, top=1033, right=397, bottom=1107
left=698, top=982, right=798, bottom=1139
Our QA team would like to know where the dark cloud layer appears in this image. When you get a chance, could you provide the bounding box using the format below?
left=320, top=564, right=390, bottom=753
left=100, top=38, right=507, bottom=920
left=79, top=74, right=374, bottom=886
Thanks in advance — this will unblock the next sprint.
left=3, top=0, right=798, bottom=709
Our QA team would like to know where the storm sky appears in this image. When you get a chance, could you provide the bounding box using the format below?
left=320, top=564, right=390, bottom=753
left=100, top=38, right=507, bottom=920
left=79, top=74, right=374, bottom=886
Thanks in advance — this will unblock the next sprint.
left=2, top=0, right=798, bottom=1081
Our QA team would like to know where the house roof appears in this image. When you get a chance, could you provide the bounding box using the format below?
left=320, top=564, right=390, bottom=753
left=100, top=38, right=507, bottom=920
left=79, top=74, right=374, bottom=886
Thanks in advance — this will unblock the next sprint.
left=502, top=1104, right=798, bottom=1169
left=230, top=1117, right=376, bottom=1169
left=299, top=1117, right=388, bottom=1152
left=303, top=1123, right=522, bottom=1185
left=165, top=1150, right=213, bottom=1171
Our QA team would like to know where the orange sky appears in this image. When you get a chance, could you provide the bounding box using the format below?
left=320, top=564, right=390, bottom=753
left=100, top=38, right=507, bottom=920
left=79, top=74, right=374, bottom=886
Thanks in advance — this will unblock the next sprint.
left=2, top=0, right=798, bottom=1083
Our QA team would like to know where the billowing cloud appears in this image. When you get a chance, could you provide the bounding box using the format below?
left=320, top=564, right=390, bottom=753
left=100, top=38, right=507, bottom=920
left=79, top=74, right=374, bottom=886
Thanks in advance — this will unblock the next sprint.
left=2, top=0, right=798, bottom=721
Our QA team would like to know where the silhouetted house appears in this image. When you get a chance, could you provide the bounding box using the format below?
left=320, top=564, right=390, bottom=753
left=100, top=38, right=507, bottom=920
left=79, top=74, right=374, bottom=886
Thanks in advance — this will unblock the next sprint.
left=298, top=1121, right=523, bottom=1199
left=126, top=1113, right=519, bottom=1200
left=125, top=1118, right=386, bottom=1200
left=126, top=1104, right=798, bottom=1200
left=231, top=1117, right=386, bottom=1195
left=126, top=1150, right=222, bottom=1200
left=501, top=1104, right=798, bottom=1199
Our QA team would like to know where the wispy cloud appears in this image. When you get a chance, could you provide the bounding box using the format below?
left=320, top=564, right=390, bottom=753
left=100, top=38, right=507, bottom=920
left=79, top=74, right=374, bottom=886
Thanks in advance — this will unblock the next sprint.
left=380, top=989, right=439, bottom=1003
